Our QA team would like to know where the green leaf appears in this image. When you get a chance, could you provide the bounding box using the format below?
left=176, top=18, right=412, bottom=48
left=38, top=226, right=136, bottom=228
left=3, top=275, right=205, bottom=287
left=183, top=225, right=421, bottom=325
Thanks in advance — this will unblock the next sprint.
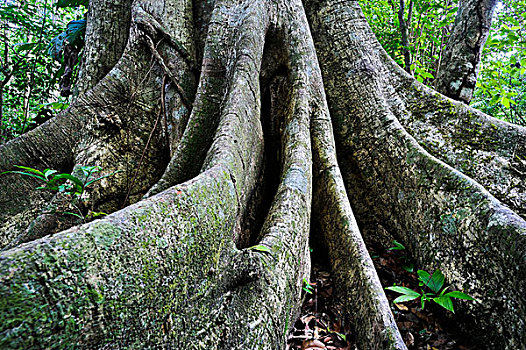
left=63, top=211, right=84, bottom=219
left=439, top=286, right=450, bottom=296
left=402, top=263, right=414, bottom=272
left=48, top=174, right=84, bottom=193
left=385, top=286, right=421, bottom=297
left=302, top=277, right=314, bottom=294
left=501, top=97, right=511, bottom=109
left=445, top=291, right=476, bottom=300
left=248, top=244, right=271, bottom=253
left=80, top=165, right=100, bottom=178
left=393, top=294, right=420, bottom=303
left=13, top=165, right=44, bottom=176
left=418, top=269, right=444, bottom=293
left=48, top=19, right=86, bottom=61
left=0, top=171, right=46, bottom=182
left=65, top=20, right=86, bottom=47
left=44, top=169, right=58, bottom=179
left=489, top=95, right=500, bottom=106
left=417, top=270, right=430, bottom=283
left=433, top=296, right=454, bottom=312
left=388, top=240, right=405, bottom=251
left=420, top=71, right=434, bottom=79
left=48, top=32, right=66, bottom=61
left=428, top=269, right=445, bottom=293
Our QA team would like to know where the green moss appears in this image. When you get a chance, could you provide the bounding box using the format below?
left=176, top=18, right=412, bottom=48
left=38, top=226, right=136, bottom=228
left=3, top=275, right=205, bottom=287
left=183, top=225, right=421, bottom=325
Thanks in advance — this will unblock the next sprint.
left=0, top=169, right=242, bottom=348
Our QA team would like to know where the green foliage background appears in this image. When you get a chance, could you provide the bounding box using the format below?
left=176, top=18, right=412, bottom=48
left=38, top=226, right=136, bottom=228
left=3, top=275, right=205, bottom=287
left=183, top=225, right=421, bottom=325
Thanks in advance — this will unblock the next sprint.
left=0, top=0, right=524, bottom=146
left=0, top=0, right=83, bottom=143
left=360, top=0, right=526, bottom=126
left=472, top=0, right=526, bottom=125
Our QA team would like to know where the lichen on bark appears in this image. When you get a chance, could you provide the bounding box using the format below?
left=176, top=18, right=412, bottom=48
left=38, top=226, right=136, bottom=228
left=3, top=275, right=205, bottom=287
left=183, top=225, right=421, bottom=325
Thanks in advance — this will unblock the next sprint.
left=0, top=0, right=525, bottom=349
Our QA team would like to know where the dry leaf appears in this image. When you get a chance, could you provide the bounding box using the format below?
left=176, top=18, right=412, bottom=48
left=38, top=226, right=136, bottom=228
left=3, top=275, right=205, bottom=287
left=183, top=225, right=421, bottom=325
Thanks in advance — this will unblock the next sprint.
left=395, top=303, right=408, bottom=311
left=302, top=339, right=326, bottom=350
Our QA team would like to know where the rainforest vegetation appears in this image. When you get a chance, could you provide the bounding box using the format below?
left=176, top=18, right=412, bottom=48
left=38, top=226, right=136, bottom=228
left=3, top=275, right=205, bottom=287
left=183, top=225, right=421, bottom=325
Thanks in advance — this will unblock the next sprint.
left=0, top=0, right=525, bottom=349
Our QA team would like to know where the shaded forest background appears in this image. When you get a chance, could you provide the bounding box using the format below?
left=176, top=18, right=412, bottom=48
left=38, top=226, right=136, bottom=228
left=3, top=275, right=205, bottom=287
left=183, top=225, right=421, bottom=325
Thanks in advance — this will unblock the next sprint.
left=1, top=0, right=524, bottom=144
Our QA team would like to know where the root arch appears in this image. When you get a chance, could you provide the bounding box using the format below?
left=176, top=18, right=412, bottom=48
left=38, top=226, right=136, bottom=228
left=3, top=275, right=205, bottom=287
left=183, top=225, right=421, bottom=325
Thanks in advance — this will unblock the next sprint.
left=0, top=0, right=525, bottom=349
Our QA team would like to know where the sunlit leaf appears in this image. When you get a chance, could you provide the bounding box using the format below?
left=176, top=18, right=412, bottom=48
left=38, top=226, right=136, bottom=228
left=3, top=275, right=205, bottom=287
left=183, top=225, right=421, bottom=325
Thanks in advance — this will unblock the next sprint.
left=385, top=286, right=421, bottom=297
left=248, top=244, right=271, bottom=253
left=446, top=291, right=476, bottom=300
left=433, top=296, right=454, bottom=312
left=393, top=294, right=420, bottom=303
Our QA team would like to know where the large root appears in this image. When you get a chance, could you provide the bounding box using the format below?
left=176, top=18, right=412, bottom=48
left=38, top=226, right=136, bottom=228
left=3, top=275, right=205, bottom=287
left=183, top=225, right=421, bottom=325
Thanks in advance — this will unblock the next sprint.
left=379, top=49, right=526, bottom=218
left=0, top=0, right=197, bottom=248
left=306, top=0, right=526, bottom=347
left=0, top=0, right=310, bottom=348
left=1, top=0, right=525, bottom=348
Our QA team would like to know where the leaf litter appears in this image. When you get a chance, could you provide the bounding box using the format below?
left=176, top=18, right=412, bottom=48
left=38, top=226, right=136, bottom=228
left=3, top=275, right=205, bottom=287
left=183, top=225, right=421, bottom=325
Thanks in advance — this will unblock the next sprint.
left=287, top=265, right=357, bottom=350
left=287, top=243, right=478, bottom=350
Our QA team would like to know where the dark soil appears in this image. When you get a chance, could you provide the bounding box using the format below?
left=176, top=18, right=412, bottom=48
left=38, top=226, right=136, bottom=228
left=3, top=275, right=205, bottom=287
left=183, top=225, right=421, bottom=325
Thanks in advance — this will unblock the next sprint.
left=368, top=242, right=478, bottom=350
left=286, top=264, right=356, bottom=350
left=287, top=242, right=478, bottom=350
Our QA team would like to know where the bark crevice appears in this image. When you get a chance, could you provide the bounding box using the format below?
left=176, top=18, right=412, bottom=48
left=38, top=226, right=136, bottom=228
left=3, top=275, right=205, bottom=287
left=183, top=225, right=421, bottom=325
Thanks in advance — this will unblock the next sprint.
left=1, top=0, right=525, bottom=348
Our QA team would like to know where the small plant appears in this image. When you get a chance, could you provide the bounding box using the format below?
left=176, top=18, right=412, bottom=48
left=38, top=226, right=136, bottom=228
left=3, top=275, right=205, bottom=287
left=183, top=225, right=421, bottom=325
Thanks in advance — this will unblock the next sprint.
left=387, top=239, right=413, bottom=272
left=247, top=244, right=271, bottom=253
left=1, top=165, right=118, bottom=220
left=388, top=239, right=405, bottom=251
left=326, top=327, right=346, bottom=341
left=302, top=277, right=314, bottom=294
left=385, top=269, right=475, bottom=313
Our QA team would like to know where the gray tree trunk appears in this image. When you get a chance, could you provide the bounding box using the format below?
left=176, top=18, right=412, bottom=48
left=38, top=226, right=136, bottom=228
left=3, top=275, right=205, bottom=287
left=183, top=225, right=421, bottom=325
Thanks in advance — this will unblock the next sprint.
left=435, top=0, right=498, bottom=103
left=0, top=0, right=525, bottom=349
left=75, top=0, right=133, bottom=96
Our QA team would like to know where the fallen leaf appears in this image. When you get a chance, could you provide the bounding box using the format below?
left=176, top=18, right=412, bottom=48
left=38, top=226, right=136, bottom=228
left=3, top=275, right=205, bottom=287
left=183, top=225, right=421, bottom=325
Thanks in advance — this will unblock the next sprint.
left=302, top=339, right=326, bottom=350
left=395, top=303, right=408, bottom=311
left=404, top=332, right=414, bottom=346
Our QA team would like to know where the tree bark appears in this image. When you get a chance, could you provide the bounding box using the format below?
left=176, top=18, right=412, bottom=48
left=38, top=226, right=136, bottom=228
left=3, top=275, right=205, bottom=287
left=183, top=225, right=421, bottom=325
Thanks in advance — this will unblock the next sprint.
left=75, top=0, right=133, bottom=96
left=0, top=0, right=525, bottom=349
left=435, top=0, right=498, bottom=103
left=306, top=1, right=525, bottom=347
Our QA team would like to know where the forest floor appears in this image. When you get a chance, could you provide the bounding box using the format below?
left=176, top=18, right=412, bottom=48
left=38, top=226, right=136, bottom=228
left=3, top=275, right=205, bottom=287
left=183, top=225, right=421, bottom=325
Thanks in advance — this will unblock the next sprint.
left=286, top=241, right=478, bottom=350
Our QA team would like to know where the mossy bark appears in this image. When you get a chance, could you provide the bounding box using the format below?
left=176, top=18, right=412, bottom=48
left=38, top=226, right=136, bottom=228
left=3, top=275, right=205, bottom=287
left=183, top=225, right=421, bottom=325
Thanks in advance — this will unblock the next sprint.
left=306, top=1, right=526, bottom=347
left=0, top=0, right=525, bottom=349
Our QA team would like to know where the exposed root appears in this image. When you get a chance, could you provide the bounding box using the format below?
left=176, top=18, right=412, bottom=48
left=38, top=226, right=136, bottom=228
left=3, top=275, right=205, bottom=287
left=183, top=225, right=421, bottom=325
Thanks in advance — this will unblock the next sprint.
left=0, top=1, right=310, bottom=348
left=0, top=166, right=242, bottom=347
left=307, top=1, right=526, bottom=347
left=280, top=2, right=407, bottom=347
left=380, top=50, right=526, bottom=219
left=0, top=1, right=197, bottom=248
left=1, top=0, right=525, bottom=348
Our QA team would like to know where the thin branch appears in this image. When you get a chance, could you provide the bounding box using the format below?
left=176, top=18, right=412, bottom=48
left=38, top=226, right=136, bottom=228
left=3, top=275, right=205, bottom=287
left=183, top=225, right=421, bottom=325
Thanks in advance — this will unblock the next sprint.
left=143, top=34, right=192, bottom=107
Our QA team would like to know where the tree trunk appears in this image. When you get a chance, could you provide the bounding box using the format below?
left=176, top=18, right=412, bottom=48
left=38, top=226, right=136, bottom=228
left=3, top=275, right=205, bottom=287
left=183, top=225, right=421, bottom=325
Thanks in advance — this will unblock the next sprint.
left=0, top=0, right=525, bottom=349
left=75, top=0, right=133, bottom=96
left=435, top=0, right=498, bottom=103
left=398, top=0, right=413, bottom=74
